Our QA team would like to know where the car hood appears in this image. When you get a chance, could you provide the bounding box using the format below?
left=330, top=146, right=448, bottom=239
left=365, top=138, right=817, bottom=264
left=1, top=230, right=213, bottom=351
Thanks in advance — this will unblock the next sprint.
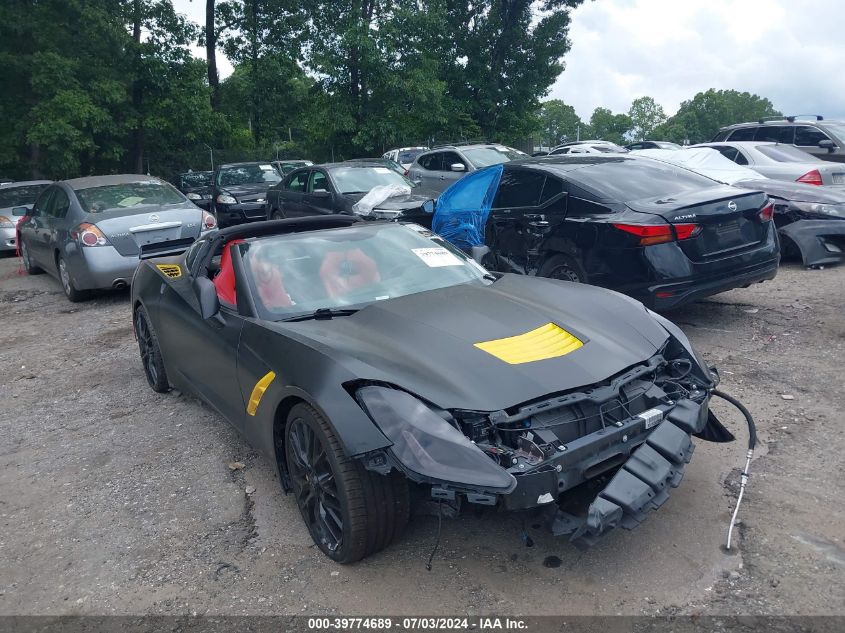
left=734, top=179, right=845, bottom=204
left=273, top=275, right=670, bottom=411
left=220, top=183, right=274, bottom=198
left=344, top=190, right=437, bottom=210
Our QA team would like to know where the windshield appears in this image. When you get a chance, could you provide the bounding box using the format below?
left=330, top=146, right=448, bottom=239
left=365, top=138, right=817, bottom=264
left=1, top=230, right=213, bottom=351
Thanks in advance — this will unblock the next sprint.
left=180, top=172, right=212, bottom=188
left=331, top=167, right=414, bottom=193
left=755, top=144, right=821, bottom=163
left=656, top=142, right=682, bottom=149
left=239, top=223, right=490, bottom=319
left=218, top=164, right=282, bottom=186
left=75, top=181, right=186, bottom=214
left=463, top=146, right=526, bottom=168
left=570, top=159, right=718, bottom=202
left=822, top=123, right=845, bottom=141
left=397, top=149, right=426, bottom=164
left=0, top=184, right=49, bottom=208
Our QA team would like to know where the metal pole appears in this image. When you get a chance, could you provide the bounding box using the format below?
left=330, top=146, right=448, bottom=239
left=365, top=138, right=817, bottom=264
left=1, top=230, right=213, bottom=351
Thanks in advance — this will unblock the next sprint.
left=204, top=143, right=214, bottom=171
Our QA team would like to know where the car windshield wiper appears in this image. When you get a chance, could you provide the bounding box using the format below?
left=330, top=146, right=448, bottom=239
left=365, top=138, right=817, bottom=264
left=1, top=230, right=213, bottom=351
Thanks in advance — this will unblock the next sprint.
left=280, top=307, right=359, bottom=322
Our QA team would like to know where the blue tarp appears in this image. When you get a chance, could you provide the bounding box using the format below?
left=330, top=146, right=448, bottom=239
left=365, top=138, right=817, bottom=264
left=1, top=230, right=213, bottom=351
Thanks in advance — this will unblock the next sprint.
left=432, top=165, right=503, bottom=249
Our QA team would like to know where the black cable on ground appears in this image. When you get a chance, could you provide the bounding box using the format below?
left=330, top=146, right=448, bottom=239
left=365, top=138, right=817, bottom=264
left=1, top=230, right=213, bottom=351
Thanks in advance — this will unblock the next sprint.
left=426, top=501, right=443, bottom=571
left=711, top=389, right=757, bottom=550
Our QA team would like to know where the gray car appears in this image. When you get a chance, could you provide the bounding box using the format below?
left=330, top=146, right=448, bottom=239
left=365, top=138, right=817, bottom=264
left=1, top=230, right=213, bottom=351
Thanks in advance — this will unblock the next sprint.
left=0, top=180, right=51, bottom=252
left=407, top=143, right=526, bottom=193
left=692, top=141, right=845, bottom=186
left=711, top=116, right=845, bottom=162
left=17, top=174, right=217, bottom=301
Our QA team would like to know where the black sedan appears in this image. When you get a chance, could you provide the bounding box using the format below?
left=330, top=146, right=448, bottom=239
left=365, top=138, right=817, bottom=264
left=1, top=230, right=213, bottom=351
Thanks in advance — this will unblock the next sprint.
left=212, top=162, right=282, bottom=227
left=265, top=163, right=437, bottom=227
left=175, top=171, right=213, bottom=211
left=432, top=156, right=780, bottom=310
left=132, top=216, right=732, bottom=562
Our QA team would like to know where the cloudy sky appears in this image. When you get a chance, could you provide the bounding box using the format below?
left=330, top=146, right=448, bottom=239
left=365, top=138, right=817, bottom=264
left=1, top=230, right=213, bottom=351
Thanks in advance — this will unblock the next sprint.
left=173, top=0, right=845, bottom=120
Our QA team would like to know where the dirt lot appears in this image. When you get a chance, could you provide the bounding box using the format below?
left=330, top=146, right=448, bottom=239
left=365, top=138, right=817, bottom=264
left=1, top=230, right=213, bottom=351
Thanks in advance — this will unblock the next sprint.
left=0, top=252, right=842, bottom=619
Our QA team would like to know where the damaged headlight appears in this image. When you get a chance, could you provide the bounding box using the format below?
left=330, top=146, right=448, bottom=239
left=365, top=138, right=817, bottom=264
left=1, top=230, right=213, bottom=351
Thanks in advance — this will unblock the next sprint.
left=646, top=309, right=715, bottom=385
left=356, top=386, right=516, bottom=492
left=791, top=201, right=845, bottom=218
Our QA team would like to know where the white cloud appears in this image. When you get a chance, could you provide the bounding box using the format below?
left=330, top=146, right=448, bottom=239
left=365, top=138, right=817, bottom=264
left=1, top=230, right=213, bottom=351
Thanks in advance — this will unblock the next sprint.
left=171, top=0, right=234, bottom=79
left=550, top=0, right=845, bottom=121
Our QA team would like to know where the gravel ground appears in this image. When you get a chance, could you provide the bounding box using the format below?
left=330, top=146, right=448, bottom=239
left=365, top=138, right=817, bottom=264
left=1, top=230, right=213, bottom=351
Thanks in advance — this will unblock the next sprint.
left=0, top=251, right=842, bottom=618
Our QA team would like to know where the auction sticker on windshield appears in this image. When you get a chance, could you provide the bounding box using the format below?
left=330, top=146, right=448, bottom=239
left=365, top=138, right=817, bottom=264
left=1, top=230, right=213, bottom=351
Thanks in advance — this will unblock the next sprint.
left=412, top=247, right=463, bottom=267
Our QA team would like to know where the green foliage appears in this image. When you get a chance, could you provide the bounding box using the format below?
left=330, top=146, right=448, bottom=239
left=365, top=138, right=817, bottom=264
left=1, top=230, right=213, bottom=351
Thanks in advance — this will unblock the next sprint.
left=537, top=100, right=584, bottom=145
left=652, top=89, right=781, bottom=144
left=628, top=96, right=667, bottom=141
left=588, top=107, right=632, bottom=145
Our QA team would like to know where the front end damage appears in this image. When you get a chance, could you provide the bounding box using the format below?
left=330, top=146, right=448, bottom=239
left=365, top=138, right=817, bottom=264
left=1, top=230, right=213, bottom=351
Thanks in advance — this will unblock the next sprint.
left=355, top=332, right=731, bottom=548
left=778, top=219, right=845, bottom=268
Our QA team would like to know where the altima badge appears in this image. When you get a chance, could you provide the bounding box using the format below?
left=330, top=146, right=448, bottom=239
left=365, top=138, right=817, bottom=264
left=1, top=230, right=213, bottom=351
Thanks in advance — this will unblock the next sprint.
left=727, top=201, right=737, bottom=211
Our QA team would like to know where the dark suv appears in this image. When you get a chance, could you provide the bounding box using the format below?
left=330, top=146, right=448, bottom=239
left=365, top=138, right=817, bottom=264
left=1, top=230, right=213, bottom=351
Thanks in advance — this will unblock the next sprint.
left=712, top=116, right=845, bottom=163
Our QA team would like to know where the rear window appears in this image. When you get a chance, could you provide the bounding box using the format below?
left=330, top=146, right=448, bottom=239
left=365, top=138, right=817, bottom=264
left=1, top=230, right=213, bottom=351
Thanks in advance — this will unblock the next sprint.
left=397, top=149, right=426, bottom=164
left=75, top=181, right=186, bottom=214
left=180, top=172, right=212, bottom=188
left=463, top=146, right=525, bottom=168
left=568, top=159, right=717, bottom=202
left=755, top=144, right=821, bottom=163
left=0, top=184, right=50, bottom=208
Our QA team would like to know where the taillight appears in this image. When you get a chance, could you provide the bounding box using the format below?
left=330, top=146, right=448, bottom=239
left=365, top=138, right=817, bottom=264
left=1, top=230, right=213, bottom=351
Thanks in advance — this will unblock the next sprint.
left=613, top=222, right=700, bottom=246
left=796, top=169, right=823, bottom=186
left=201, top=210, right=217, bottom=231
left=758, top=202, right=774, bottom=221
left=71, top=223, right=110, bottom=247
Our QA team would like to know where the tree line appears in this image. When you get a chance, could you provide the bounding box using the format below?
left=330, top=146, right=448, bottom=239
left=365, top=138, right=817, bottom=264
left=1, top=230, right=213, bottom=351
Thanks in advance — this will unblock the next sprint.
left=537, top=90, right=781, bottom=147
left=0, top=0, right=584, bottom=180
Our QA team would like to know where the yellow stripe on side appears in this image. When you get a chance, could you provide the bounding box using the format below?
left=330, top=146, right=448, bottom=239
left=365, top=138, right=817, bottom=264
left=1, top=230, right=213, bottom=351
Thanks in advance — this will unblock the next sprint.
left=246, top=371, right=276, bottom=416
left=155, top=264, right=181, bottom=279
left=474, top=323, right=583, bottom=365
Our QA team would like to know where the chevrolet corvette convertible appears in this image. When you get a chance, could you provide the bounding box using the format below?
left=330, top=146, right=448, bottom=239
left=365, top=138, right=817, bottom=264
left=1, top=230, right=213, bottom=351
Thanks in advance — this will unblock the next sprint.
left=131, top=216, right=732, bottom=562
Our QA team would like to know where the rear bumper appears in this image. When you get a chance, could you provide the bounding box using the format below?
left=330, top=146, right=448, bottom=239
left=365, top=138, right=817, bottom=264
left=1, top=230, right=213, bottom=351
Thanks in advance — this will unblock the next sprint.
left=779, top=219, right=845, bottom=268
left=639, top=256, right=779, bottom=311
left=0, top=227, right=16, bottom=251
left=65, top=244, right=140, bottom=290
left=216, top=202, right=267, bottom=227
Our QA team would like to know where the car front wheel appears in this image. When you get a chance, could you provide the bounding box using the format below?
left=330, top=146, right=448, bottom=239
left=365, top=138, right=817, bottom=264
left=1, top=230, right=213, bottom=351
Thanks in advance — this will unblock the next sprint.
left=271, top=208, right=285, bottom=220
left=285, top=403, right=409, bottom=563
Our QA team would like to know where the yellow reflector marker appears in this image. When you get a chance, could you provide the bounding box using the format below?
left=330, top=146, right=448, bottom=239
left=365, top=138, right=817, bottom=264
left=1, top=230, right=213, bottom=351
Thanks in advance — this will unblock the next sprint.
left=156, top=264, right=181, bottom=279
left=246, top=371, right=276, bottom=416
left=474, top=323, right=583, bottom=365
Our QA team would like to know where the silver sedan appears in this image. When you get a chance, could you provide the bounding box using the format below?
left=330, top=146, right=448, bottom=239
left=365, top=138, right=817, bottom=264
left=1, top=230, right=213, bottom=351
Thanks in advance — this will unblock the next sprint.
left=17, top=174, right=217, bottom=301
left=0, top=181, right=51, bottom=252
left=692, top=141, right=845, bottom=186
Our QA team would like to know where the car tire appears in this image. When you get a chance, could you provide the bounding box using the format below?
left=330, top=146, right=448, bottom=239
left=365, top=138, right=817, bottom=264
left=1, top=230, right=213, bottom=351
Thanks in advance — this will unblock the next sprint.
left=285, top=403, right=409, bottom=563
left=538, top=253, right=588, bottom=284
left=19, top=240, right=43, bottom=274
left=271, top=208, right=285, bottom=220
left=134, top=304, right=171, bottom=393
left=57, top=253, right=88, bottom=302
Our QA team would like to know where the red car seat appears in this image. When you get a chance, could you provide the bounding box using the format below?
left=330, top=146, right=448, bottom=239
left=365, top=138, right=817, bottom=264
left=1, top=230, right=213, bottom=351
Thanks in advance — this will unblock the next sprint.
left=319, top=249, right=381, bottom=299
left=212, top=239, right=244, bottom=306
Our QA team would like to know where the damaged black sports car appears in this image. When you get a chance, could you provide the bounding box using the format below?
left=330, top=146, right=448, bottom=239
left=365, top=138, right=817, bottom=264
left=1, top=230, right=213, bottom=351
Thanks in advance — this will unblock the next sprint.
left=131, top=216, right=733, bottom=563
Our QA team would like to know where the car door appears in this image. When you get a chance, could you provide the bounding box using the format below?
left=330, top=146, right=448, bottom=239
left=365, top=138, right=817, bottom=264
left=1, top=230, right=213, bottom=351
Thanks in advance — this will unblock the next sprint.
left=22, top=187, right=55, bottom=266
left=487, top=168, right=556, bottom=274
left=154, top=272, right=247, bottom=425
left=303, top=169, right=336, bottom=215
left=273, top=169, right=309, bottom=218
left=47, top=187, right=72, bottom=255
left=438, top=151, right=469, bottom=190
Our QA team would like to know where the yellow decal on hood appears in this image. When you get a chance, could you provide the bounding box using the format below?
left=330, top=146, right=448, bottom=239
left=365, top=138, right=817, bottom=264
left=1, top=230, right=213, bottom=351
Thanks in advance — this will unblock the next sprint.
left=246, top=371, right=276, bottom=416
left=474, top=323, right=583, bottom=364
left=155, top=264, right=182, bottom=279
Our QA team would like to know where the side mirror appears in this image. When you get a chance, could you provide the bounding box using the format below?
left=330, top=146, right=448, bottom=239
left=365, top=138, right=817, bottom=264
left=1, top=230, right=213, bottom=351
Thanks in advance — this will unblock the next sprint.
left=311, top=189, right=331, bottom=198
left=193, top=276, right=220, bottom=320
left=450, top=163, right=466, bottom=172
left=818, top=139, right=836, bottom=152
left=11, top=207, right=28, bottom=216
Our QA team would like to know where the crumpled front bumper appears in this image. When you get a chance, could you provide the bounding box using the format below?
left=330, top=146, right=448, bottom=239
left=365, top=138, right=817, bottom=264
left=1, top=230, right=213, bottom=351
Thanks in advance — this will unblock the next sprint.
left=779, top=219, right=845, bottom=268
left=502, top=396, right=711, bottom=548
